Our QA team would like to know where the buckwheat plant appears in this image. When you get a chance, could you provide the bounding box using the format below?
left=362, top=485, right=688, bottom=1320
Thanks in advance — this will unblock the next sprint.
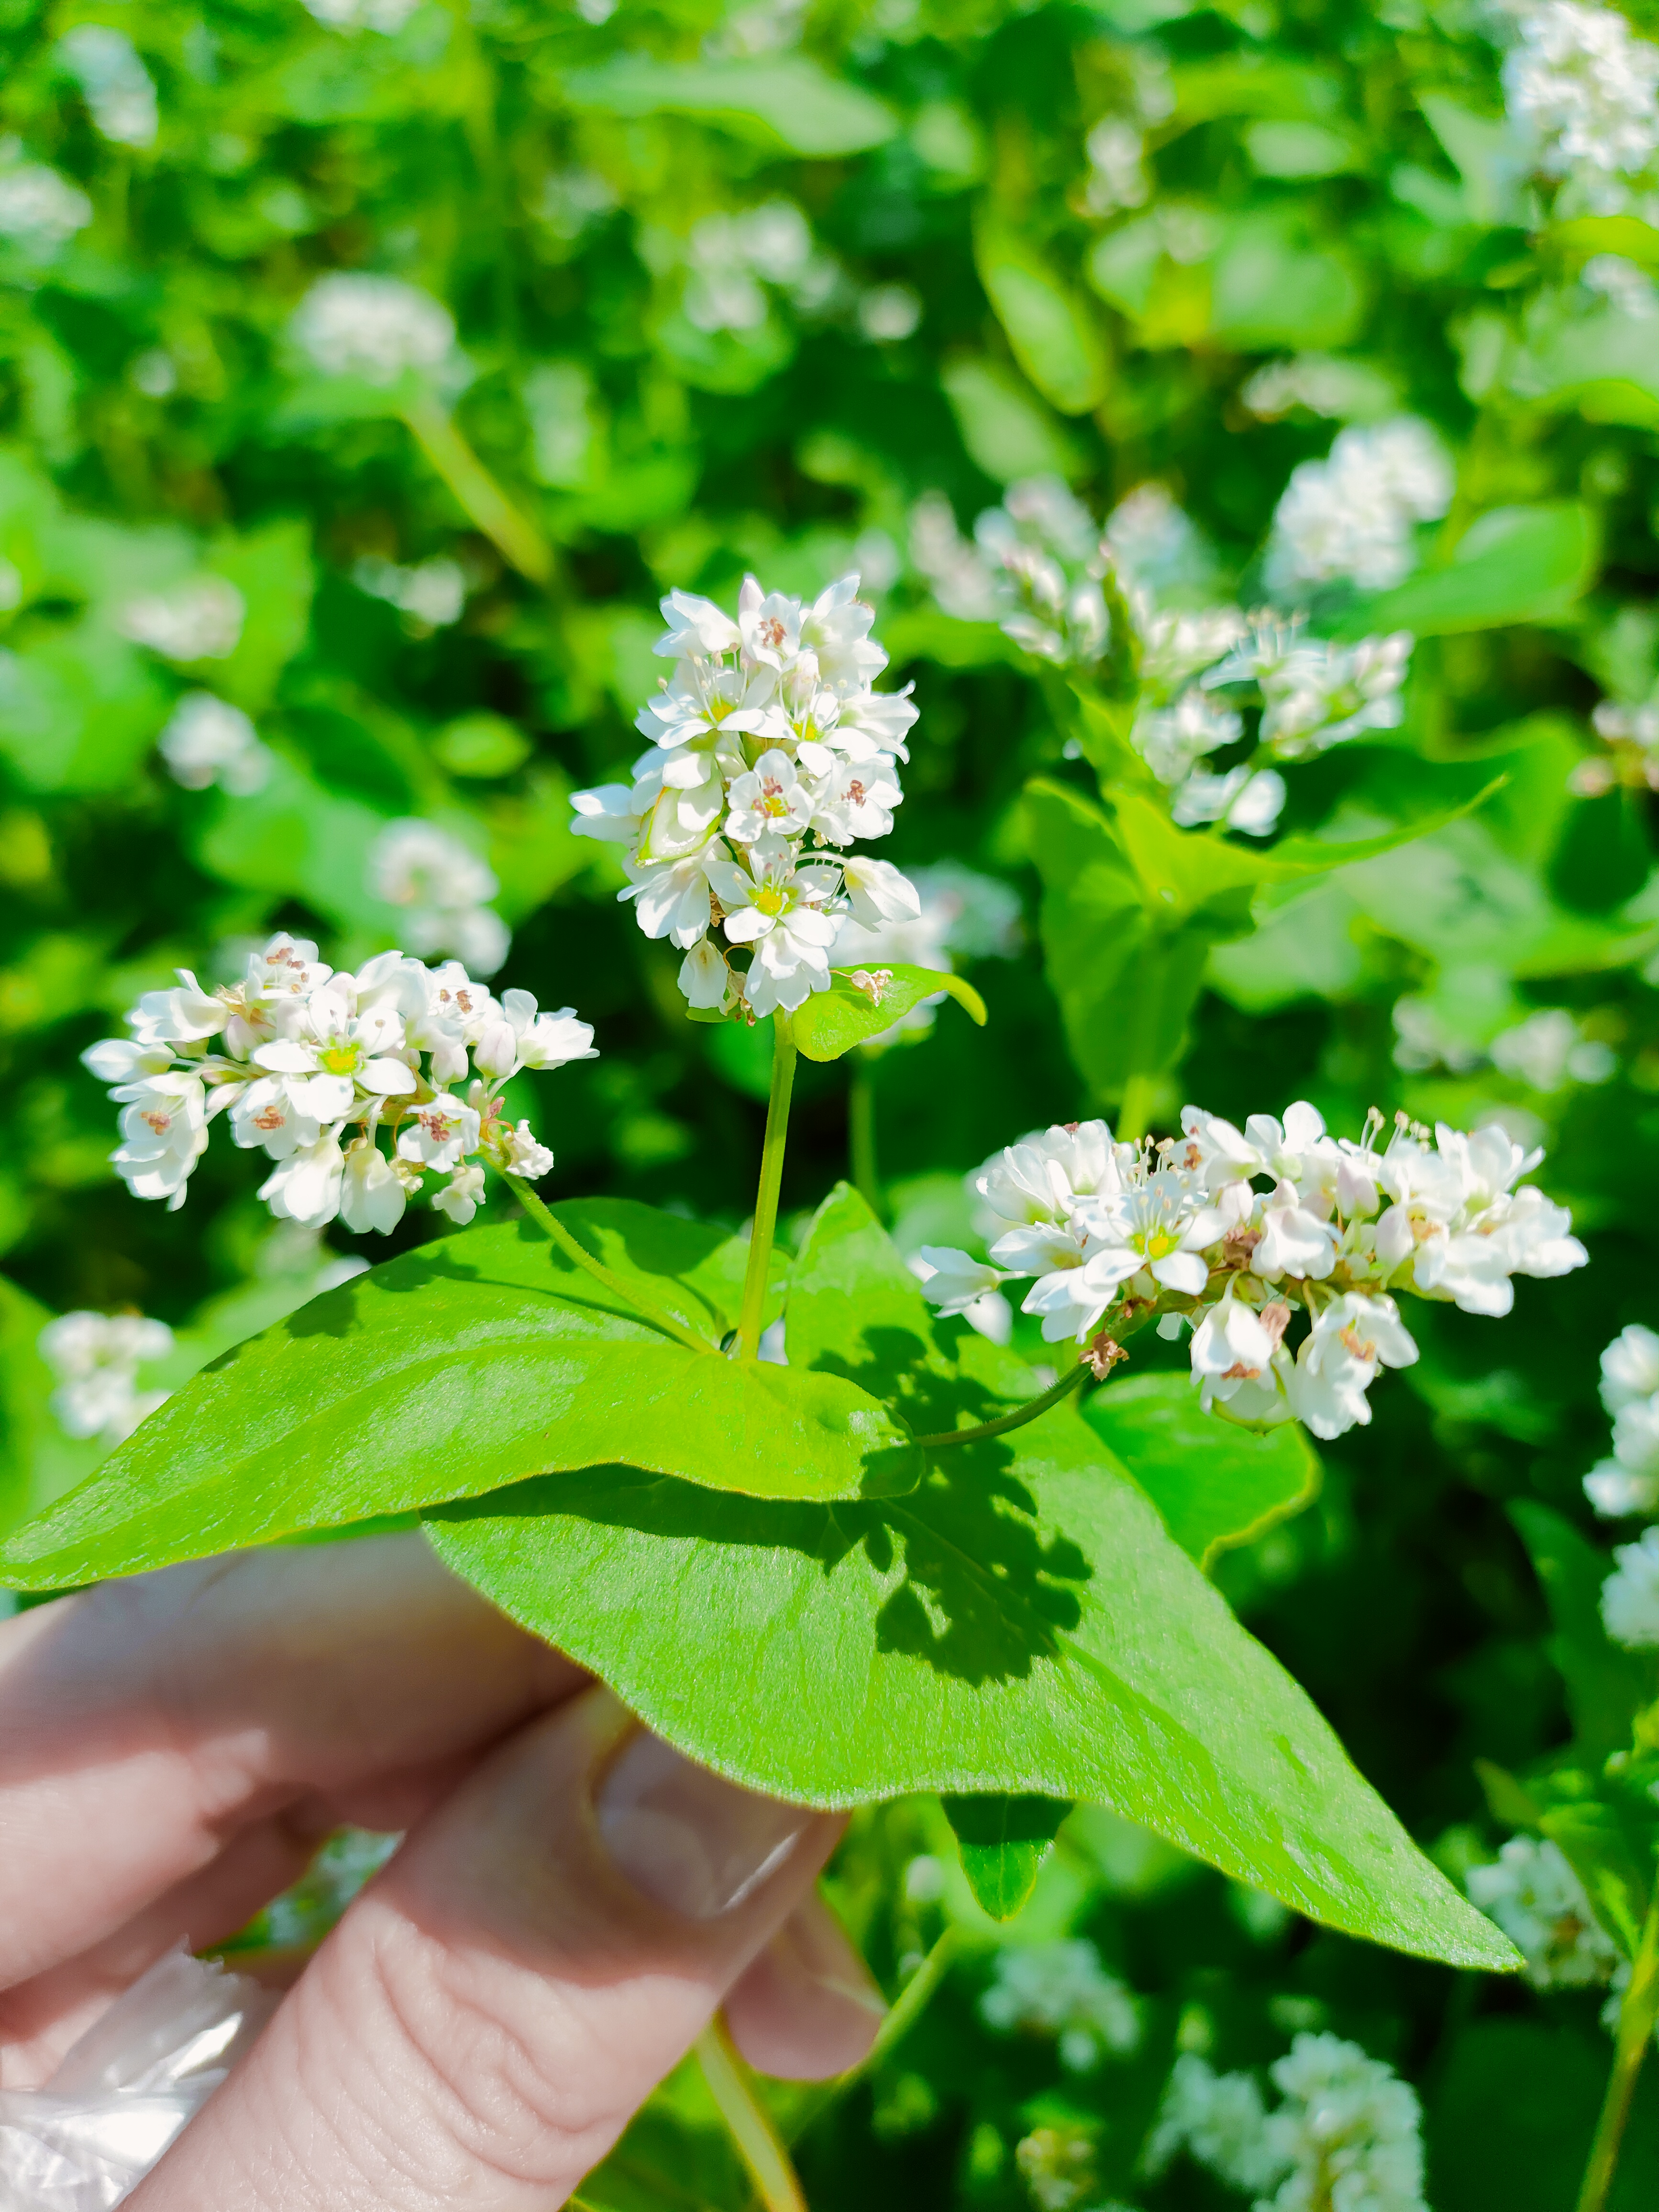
left=7, top=573, right=1572, bottom=2212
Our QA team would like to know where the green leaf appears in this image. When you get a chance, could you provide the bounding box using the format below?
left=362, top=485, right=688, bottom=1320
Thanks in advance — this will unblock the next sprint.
left=560, top=56, right=898, bottom=156
left=942, top=1792, right=1073, bottom=1921
left=793, top=967, right=986, bottom=1064
left=1209, top=211, right=1365, bottom=349
left=427, top=1400, right=1517, bottom=1967
left=0, top=1206, right=918, bottom=1592
left=1509, top=1501, right=1651, bottom=1763
left=940, top=358, right=1084, bottom=484
left=1337, top=504, right=1597, bottom=638
left=973, top=222, right=1108, bottom=416
left=1082, top=1373, right=1320, bottom=1571
left=0, top=1274, right=104, bottom=1541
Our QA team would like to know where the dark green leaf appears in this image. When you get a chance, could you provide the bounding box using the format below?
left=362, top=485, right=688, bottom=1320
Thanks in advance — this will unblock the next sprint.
left=1083, top=1373, right=1320, bottom=1571
left=0, top=1206, right=916, bottom=1591
left=941, top=1792, right=1073, bottom=1920
left=792, top=967, right=986, bottom=1064
left=428, top=1401, right=1518, bottom=1968
left=974, top=221, right=1108, bottom=416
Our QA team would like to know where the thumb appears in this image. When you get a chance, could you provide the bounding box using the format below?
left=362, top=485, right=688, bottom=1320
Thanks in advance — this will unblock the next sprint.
left=128, top=1685, right=852, bottom=2211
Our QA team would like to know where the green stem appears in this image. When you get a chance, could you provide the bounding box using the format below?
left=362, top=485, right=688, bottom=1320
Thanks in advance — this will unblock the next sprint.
left=786, top=1924, right=962, bottom=2147
left=848, top=1052, right=881, bottom=1219
left=502, top=1172, right=715, bottom=1356
left=1117, top=1071, right=1157, bottom=1143
left=694, top=2020, right=808, bottom=2212
left=913, top=1358, right=1090, bottom=1449
left=1577, top=1886, right=1659, bottom=2212
left=737, top=1010, right=797, bottom=1360
left=401, top=393, right=552, bottom=584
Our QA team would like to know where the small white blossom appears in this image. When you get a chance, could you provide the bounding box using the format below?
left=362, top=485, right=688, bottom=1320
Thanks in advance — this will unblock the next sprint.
left=1260, top=2033, right=1427, bottom=2212
left=979, top=1940, right=1142, bottom=2073
left=119, top=578, right=245, bottom=664
left=908, top=493, right=1001, bottom=623
left=1504, top=1, right=1659, bottom=180
left=1285, top=1292, right=1418, bottom=1440
left=303, top=0, right=419, bottom=30
left=1265, top=420, right=1453, bottom=598
left=290, top=274, right=456, bottom=385
left=59, top=26, right=157, bottom=148
left=1467, top=1836, right=1619, bottom=1988
left=1083, top=116, right=1149, bottom=214
left=368, top=819, right=508, bottom=976
left=1133, top=690, right=1242, bottom=785
left=38, top=1310, right=173, bottom=1444
left=0, top=160, right=92, bottom=259
left=340, top=1138, right=412, bottom=1235
left=157, top=693, right=273, bottom=795
left=434, top=1160, right=487, bottom=1225
left=259, top=1129, right=347, bottom=1227
left=1144, top=2053, right=1280, bottom=2193
left=1603, top=1525, right=1659, bottom=1647
left=353, top=554, right=466, bottom=629
left=1582, top=252, right=1659, bottom=315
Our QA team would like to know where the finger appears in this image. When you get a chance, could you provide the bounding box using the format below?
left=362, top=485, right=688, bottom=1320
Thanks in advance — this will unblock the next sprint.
left=127, top=1686, right=845, bottom=2212
left=0, top=1534, right=580, bottom=1994
left=724, top=1891, right=886, bottom=2080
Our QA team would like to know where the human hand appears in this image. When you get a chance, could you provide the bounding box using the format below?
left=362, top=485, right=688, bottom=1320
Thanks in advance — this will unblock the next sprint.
left=0, top=1532, right=882, bottom=2208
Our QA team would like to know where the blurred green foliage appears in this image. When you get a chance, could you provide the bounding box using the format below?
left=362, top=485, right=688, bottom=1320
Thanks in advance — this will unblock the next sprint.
left=5, top=0, right=1659, bottom=2200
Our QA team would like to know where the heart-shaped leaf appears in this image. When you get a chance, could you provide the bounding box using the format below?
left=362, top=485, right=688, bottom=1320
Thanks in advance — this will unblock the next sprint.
left=0, top=1204, right=917, bottom=1591
left=428, top=1190, right=1518, bottom=1970
left=942, top=1793, right=1073, bottom=1921
left=792, top=967, right=987, bottom=1064
left=1082, top=1373, right=1320, bottom=1571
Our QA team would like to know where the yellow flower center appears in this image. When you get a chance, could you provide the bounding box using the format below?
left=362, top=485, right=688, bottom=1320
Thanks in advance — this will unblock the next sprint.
left=319, top=1042, right=361, bottom=1076
left=752, top=884, right=788, bottom=917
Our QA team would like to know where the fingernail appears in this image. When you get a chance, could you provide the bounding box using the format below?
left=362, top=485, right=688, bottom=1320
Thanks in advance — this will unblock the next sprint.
left=596, top=1730, right=807, bottom=1920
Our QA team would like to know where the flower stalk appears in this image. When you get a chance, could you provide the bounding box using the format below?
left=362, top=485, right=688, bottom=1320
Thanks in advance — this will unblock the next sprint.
left=914, top=1358, right=1091, bottom=1449
left=848, top=1052, right=881, bottom=1218
left=401, top=392, right=553, bottom=586
left=1576, top=1881, right=1659, bottom=2212
left=504, top=1172, right=716, bottom=1356
left=737, top=1010, right=797, bottom=1360
left=694, top=2019, right=808, bottom=2212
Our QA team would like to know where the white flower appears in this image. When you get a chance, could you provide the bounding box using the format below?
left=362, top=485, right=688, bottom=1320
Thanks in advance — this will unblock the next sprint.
left=979, top=1940, right=1141, bottom=2073
left=38, top=1310, right=173, bottom=1444
left=913, top=1247, right=1007, bottom=1316
left=119, top=577, right=245, bottom=662
left=1285, top=1292, right=1417, bottom=1439
left=624, top=846, right=723, bottom=950
left=909, top=492, right=1001, bottom=623
left=157, top=692, right=272, bottom=794
left=1490, top=1007, right=1616, bottom=1091
left=1084, top=116, right=1149, bottom=214
left=841, top=855, right=921, bottom=930
left=1244, top=633, right=1414, bottom=759
left=111, top=1073, right=209, bottom=1207
left=1603, top=1323, right=1659, bottom=1411
left=1259, top=2032, right=1427, bottom=2212
left=259, top=1129, right=347, bottom=1227
left=811, top=753, right=905, bottom=847
left=1133, top=690, right=1242, bottom=786
left=1144, top=2053, right=1280, bottom=2194
left=1253, top=1182, right=1340, bottom=1283
left=1504, top=0, right=1659, bottom=179
left=1073, top=1170, right=1226, bottom=1297
left=655, top=588, right=743, bottom=661
left=709, top=852, right=841, bottom=1015
left=340, top=1139, right=409, bottom=1235
left=433, top=1161, right=487, bottom=1225
left=1171, top=764, right=1286, bottom=836
left=59, top=26, right=157, bottom=147
left=472, top=990, right=596, bottom=1079
left=0, top=161, right=92, bottom=258
left=1265, top=419, right=1453, bottom=598
left=499, top=1120, right=554, bottom=1178
left=368, top=819, right=508, bottom=976
left=303, top=0, right=419, bottom=31
left=1467, top=1836, right=1619, bottom=1989
left=571, top=781, right=652, bottom=845
left=1603, top=1526, right=1659, bottom=1648
left=252, top=989, right=416, bottom=1123
left=725, top=747, right=816, bottom=844
left=678, top=939, right=730, bottom=1009
left=1190, top=1292, right=1291, bottom=1412
left=290, top=274, right=456, bottom=385
left=396, top=1095, right=482, bottom=1173
left=353, top=554, right=466, bottom=628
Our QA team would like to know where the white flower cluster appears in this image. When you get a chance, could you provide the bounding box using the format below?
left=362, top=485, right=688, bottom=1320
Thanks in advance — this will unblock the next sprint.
left=58, top=26, right=158, bottom=149
left=1504, top=1, right=1659, bottom=182
left=302, top=0, right=419, bottom=32
left=570, top=575, right=922, bottom=1018
left=1082, top=116, right=1150, bottom=215
left=367, top=820, right=509, bottom=977
left=119, top=577, right=245, bottom=664
left=1571, top=695, right=1659, bottom=796
left=157, top=693, right=273, bottom=796
left=668, top=200, right=840, bottom=334
left=38, top=1310, right=173, bottom=1446
left=1265, top=419, right=1453, bottom=598
left=1581, top=252, right=1659, bottom=316
left=979, top=1940, right=1142, bottom=2074
left=353, top=554, right=467, bottom=630
left=1201, top=621, right=1414, bottom=762
left=82, top=933, right=593, bottom=1234
left=918, top=1104, right=1587, bottom=1441
left=1466, top=1835, right=1620, bottom=1988
left=0, top=153, right=91, bottom=261
left=1145, top=2034, right=1427, bottom=2212
left=290, top=274, right=456, bottom=386
left=1584, top=1323, right=1659, bottom=1519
